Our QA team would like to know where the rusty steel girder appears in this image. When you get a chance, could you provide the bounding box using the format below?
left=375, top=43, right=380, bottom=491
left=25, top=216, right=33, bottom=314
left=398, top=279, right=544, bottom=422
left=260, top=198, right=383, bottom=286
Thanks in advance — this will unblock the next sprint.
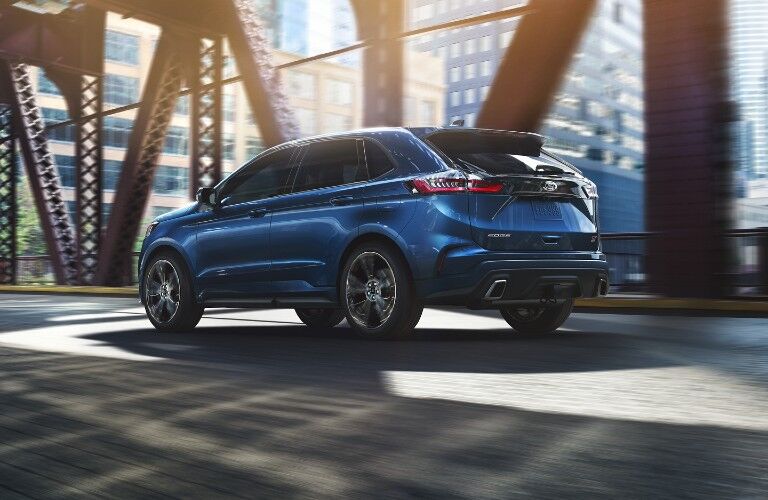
left=221, top=0, right=298, bottom=146
left=3, top=62, right=78, bottom=284
left=476, top=0, right=596, bottom=132
left=75, top=74, right=103, bottom=284
left=0, top=104, right=15, bottom=285
left=350, top=0, right=405, bottom=127
left=95, top=34, right=184, bottom=285
left=190, top=36, right=223, bottom=197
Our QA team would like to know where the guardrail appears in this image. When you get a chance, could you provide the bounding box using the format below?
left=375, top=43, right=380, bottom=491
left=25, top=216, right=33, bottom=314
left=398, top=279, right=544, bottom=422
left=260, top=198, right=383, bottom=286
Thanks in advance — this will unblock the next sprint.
left=7, top=229, right=768, bottom=298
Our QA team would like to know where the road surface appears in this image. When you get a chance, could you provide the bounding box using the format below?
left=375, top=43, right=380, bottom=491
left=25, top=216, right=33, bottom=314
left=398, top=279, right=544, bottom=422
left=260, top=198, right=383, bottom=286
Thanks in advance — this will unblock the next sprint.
left=0, top=293, right=766, bottom=498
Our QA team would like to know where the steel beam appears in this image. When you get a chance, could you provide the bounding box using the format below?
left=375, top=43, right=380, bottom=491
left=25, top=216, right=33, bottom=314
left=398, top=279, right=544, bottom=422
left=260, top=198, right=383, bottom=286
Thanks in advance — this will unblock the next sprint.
left=644, top=0, right=732, bottom=298
left=351, top=0, right=405, bottom=127
left=476, top=0, right=595, bottom=131
left=2, top=62, right=78, bottom=284
left=0, top=104, right=15, bottom=284
left=96, top=34, right=184, bottom=285
left=190, top=36, right=223, bottom=197
left=218, top=0, right=298, bottom=146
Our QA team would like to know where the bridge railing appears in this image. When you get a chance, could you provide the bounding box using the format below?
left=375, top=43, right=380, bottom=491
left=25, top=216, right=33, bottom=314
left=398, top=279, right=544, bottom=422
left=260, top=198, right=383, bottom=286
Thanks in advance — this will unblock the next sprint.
left=8, top=229, right=768, bottom=299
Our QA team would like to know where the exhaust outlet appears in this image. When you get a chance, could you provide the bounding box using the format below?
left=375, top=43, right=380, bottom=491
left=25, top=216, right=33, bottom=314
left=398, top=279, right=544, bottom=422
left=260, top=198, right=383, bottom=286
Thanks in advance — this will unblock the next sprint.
left=484, top=280, right=507, bottom=300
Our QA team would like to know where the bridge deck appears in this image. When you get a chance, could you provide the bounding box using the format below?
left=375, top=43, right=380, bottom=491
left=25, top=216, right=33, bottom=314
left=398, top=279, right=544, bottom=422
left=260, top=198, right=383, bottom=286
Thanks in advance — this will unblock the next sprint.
left=0, top=294, right=766, bottom=498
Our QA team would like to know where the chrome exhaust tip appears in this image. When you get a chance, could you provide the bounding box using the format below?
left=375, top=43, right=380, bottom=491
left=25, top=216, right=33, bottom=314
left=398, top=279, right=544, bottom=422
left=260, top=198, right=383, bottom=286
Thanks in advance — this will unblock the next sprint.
left=484, top=280, right=507, bottom=300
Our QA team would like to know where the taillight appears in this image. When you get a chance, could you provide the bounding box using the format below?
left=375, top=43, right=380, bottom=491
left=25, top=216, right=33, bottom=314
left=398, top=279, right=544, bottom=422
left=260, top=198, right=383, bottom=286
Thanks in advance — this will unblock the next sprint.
left=410, top=171, right=503, bottom=194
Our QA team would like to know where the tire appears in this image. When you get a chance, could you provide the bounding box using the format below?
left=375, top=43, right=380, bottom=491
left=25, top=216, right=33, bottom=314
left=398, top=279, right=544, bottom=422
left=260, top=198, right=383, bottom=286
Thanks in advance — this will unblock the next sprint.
left=341, top=242, right=423, bottom=339
left=499, top=299, right=574, bottom=336
left=295, top=308, right=345, bottom=328
left=143, top=251, right=203, bottom=332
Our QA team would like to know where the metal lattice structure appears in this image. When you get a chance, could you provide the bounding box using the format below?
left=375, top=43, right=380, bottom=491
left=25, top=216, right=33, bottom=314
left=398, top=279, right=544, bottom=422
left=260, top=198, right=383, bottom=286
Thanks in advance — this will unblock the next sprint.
left=0, top=105, right=15, bottom=285
left=96, top=36, right=184, bottom=285
left=190, top=37, right=223, bottom=197
left=75, top=75, right=103, bottom=284
left=5, top=62, right=78, bottom=284
left=226, top=0, right=298, bottom=146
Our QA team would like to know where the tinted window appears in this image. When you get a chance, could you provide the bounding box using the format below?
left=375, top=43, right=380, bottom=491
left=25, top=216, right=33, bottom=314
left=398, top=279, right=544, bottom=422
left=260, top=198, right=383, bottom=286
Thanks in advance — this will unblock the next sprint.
left=364, top=140, right=395, bottom=179
left=220, top=149, right=295, bottom=206
left=292, top=140, right=364, bottom=193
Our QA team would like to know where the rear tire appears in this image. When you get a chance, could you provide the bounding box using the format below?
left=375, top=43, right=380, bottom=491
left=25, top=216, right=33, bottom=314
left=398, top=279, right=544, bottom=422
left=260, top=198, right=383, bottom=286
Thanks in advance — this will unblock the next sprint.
left=499, top=299, right=574, bottom=336
left=143, top=251, right=203, bottom=332
left=341, top=242, right=423, bottom=339
left=295, top=308, right=345, bottom=328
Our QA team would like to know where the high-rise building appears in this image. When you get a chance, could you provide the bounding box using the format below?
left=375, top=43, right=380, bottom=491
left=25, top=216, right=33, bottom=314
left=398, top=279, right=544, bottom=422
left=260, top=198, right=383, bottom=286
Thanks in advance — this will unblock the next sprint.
left=730, top=0, right=768, bottom=180
left=409, top=0, right=645, bottom=232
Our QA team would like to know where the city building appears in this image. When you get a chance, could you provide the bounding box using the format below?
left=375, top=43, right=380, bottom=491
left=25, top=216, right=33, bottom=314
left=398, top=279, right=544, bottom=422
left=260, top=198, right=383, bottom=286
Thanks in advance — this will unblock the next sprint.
left=32, top=9, right=444, bottom=247
left=409, top=0, right=645, bottom=232
left=730, top=0, right=768, bottom=180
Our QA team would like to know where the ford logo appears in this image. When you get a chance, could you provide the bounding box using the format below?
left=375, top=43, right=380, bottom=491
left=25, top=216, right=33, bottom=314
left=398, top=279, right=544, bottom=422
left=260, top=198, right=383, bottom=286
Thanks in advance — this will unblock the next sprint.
left=542, top=180, right=558, bottom=192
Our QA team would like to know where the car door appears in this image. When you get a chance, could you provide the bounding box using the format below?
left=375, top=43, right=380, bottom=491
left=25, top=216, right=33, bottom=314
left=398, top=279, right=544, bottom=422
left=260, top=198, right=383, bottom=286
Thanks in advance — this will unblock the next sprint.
left=196, top=147, right=297, bottom=302
left=268, top=138, right=375, bottom=300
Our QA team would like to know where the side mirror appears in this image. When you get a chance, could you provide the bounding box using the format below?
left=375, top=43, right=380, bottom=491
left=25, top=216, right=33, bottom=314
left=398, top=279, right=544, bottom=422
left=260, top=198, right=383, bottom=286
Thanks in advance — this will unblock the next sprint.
left=196, top=187, right=216, bottom=207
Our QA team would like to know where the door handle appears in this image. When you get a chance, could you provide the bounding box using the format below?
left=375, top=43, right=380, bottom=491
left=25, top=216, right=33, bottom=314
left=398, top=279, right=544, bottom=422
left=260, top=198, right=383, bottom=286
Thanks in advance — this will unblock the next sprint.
left=330, top=196, right=354, bottom=206
left=249, top=208, right=268, bottom=218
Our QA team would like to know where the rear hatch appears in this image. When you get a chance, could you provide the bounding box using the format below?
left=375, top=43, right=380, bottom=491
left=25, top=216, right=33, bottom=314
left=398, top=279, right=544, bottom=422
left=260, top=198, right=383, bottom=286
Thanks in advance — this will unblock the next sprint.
left=424, top=129, right=599, bottom=252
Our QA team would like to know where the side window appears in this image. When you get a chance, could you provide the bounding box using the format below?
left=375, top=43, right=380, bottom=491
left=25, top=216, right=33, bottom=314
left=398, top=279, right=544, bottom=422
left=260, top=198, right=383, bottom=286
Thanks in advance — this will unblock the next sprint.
left=292, top=139, right=364, bottom=193
left=364, top=140, right=395, bottom=179
left=219, top=148, right=295, bottom=206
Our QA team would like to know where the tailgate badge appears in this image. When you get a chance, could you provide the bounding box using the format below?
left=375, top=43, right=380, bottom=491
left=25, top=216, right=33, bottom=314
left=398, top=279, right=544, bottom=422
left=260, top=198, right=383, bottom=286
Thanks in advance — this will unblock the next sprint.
left=542, top=180, right=557, bottom=192
left=488, top=233, right=511, bottom=238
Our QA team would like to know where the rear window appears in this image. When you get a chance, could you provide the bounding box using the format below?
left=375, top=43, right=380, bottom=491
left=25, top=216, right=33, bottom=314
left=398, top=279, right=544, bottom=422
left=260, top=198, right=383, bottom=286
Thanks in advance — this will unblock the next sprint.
left=425, top=130, right=577, bottom=176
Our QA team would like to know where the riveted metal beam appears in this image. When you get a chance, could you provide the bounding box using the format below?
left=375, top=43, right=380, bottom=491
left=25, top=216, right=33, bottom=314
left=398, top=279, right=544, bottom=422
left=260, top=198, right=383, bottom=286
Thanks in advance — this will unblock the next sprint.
left=190, top=36, right=223, bottom=197
left=96, top=33, right=184, bottom=285
left=0, top=104, right=15, bottom=285
left=477, top=0, right=596, bottom=132
left=2, top=61, right=78, bottom=284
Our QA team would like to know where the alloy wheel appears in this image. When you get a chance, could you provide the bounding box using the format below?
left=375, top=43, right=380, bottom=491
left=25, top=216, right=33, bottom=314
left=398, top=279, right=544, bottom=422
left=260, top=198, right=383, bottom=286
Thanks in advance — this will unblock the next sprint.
left=145, top=259, right=180, bottom=324
left=345, top=251, right=396, bottom=329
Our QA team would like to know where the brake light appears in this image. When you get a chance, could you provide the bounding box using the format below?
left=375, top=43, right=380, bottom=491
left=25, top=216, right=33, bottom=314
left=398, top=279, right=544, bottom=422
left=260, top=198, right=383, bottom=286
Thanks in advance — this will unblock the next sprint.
left=410, top=172, right=503, bottom=194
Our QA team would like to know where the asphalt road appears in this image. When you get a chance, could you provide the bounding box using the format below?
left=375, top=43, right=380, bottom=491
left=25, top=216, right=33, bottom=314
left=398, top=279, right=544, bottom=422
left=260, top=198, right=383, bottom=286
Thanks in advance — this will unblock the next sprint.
left=0, top=293, right=766, bottom=499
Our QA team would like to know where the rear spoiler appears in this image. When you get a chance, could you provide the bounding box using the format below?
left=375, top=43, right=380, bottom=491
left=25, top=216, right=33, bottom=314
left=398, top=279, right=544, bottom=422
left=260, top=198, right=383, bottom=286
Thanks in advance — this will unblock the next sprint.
left=411, top=127, right=544, bottom=157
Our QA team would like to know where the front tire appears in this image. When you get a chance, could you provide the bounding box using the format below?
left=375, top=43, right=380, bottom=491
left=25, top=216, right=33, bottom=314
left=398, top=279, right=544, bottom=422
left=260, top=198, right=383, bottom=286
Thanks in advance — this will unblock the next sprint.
left=341, top=243, right=423, bottom=339
left=499, top=299, right=574, bottom=336
left=143, top=252, right=203, bottom=332
left=295, top=308, right=345, bottom=328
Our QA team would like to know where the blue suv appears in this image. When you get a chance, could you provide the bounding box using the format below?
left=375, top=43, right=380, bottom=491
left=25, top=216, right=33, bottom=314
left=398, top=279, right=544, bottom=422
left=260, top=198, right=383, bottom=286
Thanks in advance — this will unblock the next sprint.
left=140, top=127, right=608, bottom=338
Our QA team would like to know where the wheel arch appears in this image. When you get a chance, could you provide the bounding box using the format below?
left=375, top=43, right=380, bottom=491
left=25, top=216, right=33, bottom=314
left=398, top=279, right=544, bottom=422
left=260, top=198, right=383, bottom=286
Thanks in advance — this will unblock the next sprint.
left=335, top=232, right=415, bottom=297
left=139, top=243, right=196, bottom=303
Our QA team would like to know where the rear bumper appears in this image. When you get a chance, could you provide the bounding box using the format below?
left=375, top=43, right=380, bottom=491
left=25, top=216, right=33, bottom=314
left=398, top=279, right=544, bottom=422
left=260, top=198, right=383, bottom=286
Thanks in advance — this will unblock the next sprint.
left=415, top=251, right=609, bottom=308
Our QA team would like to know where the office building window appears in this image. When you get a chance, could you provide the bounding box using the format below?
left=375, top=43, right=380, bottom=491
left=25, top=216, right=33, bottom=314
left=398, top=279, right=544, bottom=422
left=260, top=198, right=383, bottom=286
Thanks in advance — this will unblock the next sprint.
left=464, top=88, right=476, bottom=104
left=500, top=31, right=513, bottom=48
left=419, top=100, right=436, bottom=124
left=480, top=35, right=493, bottom=52
left=153, top=166, right=188, bottom=196
left=104, top=74, right=139, bottom=106
left=480, top=60, right=492, bottom=77
left=464, top=112, right=476, bottom=127
left=449, top=66, right=461, bottom=83
left=223, top=94, right=236, bottom=122
left=326, top=79, right=353, bottom=106
left=163, top=126, right=188, bottom=155
left=295, top=108, right=317, bottom=136
left=480, top=85, right=490, bottom=100
left=54, top=155, right=76, bottom=188
left=464, top=63, right=476, bottom=79
left=324, top=113, right=352, bottom=133
left=287, top=70, right=316, bottom=100
left=103, top=160, right=122, bottom=190
left=103, top=117, right=132, bottom=149
left=38, top=73, right=60, bottom=95
left=175, top=95, right=189, bottom=115
left=464, top=38, right=476, bottom=54
left=223, top=132, right=235, bottom=161
left=449, top=91, right=460, bottom=107
left=102, top=203, right=112, bottom=227
left=42, top=108, right=75, bottom=143
left=245, top=137, right=264, bottom=159
left=450, top=42, right=460, bottom=58
left=105, top=31, right=139, bottom=65
left=613, top=2, right=623, bottom=23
